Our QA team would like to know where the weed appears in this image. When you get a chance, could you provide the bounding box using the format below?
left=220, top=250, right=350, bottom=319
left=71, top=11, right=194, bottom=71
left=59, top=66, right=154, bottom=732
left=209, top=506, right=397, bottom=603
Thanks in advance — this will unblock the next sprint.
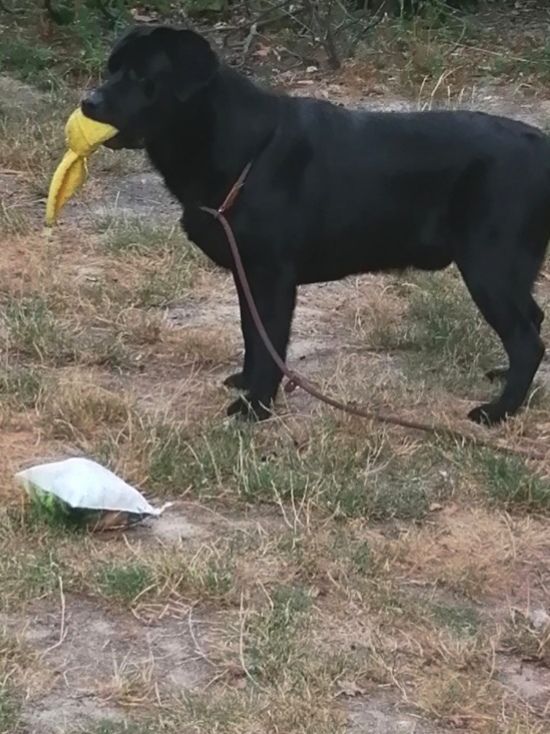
left=40, top=378, right=134, bottom=442
left=0, top=205, right=32, bottom=237
left=500, top=611, right=550, bottom=666
left=156, top=544, right=236, bottom=602
left=0, top=37, right=57, bottom=87
left=392, top=271, right=501, bottom=391
left=0, top=366, right=43, bottom=409
left=481, top=452, right=550, bottom=513
left=430, top=601, right=480, bottom=637
left=0, top=547, right=62, bottom=607
left=96, top=214, right=178, bottom=255
left=171, top=691, right=253, bottom=732
left=350, top=539, right=371, bottom=574
left=245, top=585, right=311, bottom=682
left=2, top=296, right=75, bottom=365
left=97, top=562, right=154, bottom=603
left=0, top=684, right=21, bottom=734
left=115, top=417, right=441, bottom=522
left=136, top=251, right=207, bottom=308
left=76, top=721, right=155, bottom=734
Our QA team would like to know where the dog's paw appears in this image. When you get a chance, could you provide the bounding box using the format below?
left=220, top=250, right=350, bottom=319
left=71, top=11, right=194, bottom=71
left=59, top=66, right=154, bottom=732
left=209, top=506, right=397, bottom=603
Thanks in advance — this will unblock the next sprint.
left=223, top=372, right=248, bottom=390
left=226, top=395, right=271, bottom=421
left=485, top=366, right=509, bottom=382
left=468, top=402, right=507, bottom=426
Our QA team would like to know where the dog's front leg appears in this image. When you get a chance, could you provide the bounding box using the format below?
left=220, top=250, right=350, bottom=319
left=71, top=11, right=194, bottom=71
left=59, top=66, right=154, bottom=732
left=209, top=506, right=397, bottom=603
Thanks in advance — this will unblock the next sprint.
left=227, top=265, right=296, bottom=421
left=224, top=276, right=257, bottom=391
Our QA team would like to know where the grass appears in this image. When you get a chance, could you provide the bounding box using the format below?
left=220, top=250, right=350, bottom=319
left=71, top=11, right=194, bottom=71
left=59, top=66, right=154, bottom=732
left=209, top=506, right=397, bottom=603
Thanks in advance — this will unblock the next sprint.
left=0, top=204, right=33, bottom=237
left=0, top=37, right=59, bottom=88
left=39, top=378, right=134, bottom=442
left=0, top=4, right=128, bottom=87
left=0, top=544, right=63, bottom=608
left=0, top=685, right=21, bottom=734
left=244, top=584, right=312, bottom=682
left=429, top=601, right=480, bottom=637
left=1, top=295, right=76, bottom=365
left=0, top=90, right=76, bottom=193
left=501, top=609, right=550, bottom=666
left=95, top=551, right=236, bottom=606
left=0, top=366, right=44, bottom=409
left=359, top=4, right=550, bottom=96
left=95, top=416, right=445, bottom=521
left=382, top=270, right=501, bottom=392
left=95, top=214, right=179, bottom=255
left=480, top=451, right=550, bottom=513
left=79, top=724, right=154, bottom=734
left=97, top=562, right=154, bottom=603
left=93, top=212, right=215, bottom=307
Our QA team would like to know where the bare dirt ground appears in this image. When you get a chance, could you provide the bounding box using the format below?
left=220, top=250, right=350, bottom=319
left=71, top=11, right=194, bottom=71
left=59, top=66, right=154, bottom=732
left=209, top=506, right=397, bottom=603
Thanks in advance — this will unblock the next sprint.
left=2, top=12, right=550, bottom=733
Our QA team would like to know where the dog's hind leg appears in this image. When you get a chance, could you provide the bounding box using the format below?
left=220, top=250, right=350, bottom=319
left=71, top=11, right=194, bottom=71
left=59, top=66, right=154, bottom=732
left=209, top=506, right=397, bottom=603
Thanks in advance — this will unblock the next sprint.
left=457, top=250, right=544, bottom=425
left=485, top=294, right=544, bottom=381
left=457, top=246, right=545, bottom=425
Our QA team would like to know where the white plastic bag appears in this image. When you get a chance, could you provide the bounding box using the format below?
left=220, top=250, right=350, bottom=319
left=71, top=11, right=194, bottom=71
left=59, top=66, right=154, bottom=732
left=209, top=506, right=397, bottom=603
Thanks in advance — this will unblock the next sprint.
left=15, top=457, right=171, bottom=516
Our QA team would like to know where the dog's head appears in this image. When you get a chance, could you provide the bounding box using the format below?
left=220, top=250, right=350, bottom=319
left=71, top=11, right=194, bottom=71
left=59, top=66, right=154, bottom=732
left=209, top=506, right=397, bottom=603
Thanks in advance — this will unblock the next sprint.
left=81, top=25, right=219, bottom=149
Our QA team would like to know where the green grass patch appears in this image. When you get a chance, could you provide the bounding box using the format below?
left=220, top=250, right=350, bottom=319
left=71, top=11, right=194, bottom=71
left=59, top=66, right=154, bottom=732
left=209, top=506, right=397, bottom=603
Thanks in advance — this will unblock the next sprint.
left=0, top=5, right=129, bottom=86
left=93, top=213, right=214, bottom=307
left=430, top=601, right=480, bottom=637
left=95, top=214, right=178, bottom=256
left=0, top=37, right=58, bottom=87
left=481, top=451, right=550, bottom=513
left=407, top=273, right=498, bottom=368
left=2, top=295, right=76, bottom=365
left=73, top=720, right=156, bottom=734
left=379, top=271, right=501, bottom=391
left=0, top=684, right=21, bottom=734
left=136, top=250, right=213, bottom=308
left=97, top=562, right=154, bottom=603
left=0, top=366, right=44, bottom=409
left=0, top=545, right=63, bottom=608
left=167, top=691, right=255, bottom=733
left=95, top=546, right=235, bottom=606
left=245, top=584, right=312, bottom=683
left=99, top=418, right=444, bottom=522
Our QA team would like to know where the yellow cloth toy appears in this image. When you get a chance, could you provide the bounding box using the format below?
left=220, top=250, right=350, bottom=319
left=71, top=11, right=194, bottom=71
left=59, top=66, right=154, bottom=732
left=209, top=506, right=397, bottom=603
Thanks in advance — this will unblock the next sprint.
left=45, top=108, right=118, bottom=226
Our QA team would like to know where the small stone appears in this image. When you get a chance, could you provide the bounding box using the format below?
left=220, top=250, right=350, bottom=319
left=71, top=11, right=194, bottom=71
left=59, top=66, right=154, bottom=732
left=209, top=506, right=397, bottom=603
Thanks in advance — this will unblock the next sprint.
left=528, top=608, right=550, bottom=631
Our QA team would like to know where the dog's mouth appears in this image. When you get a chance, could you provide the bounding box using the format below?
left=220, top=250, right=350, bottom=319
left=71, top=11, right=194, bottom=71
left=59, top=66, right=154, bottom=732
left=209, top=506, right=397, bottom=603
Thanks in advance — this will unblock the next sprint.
left=103, top=133, right=145, bottom=150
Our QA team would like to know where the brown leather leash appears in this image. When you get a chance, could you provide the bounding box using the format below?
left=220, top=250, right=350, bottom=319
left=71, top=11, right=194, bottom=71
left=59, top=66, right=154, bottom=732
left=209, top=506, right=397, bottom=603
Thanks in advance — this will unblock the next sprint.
left=200, top=165, right=549, bottom=462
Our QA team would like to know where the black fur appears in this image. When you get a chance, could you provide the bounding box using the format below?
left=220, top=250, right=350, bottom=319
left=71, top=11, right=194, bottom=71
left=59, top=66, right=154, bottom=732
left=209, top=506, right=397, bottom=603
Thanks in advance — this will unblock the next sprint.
left=82, top=25, right=550, bottom=424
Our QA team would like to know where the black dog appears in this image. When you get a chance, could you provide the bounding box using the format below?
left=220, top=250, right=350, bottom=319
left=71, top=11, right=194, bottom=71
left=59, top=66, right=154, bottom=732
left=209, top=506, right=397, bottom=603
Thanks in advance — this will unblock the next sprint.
left=82, top=25, right=550, bottom=425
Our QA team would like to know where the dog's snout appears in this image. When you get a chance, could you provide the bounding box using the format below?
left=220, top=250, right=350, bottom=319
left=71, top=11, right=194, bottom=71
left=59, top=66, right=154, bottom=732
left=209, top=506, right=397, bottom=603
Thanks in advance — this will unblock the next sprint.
left=81, top=91, right=103, bottom=119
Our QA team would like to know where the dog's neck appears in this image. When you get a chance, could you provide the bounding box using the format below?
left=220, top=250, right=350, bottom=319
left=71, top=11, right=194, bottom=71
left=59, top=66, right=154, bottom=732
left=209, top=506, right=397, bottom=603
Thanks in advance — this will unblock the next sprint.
left=145, top=66, right=280, bottom=208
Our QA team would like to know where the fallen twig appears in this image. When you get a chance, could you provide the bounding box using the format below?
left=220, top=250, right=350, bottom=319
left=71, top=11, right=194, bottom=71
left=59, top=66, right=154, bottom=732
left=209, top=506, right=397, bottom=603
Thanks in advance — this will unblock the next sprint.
left=40, top=576, right=67, bottom=657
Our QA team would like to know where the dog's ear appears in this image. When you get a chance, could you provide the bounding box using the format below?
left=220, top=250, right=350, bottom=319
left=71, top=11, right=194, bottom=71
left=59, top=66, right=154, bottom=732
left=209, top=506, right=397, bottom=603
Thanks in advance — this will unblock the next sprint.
left=151, top=27, right=219, bottom=102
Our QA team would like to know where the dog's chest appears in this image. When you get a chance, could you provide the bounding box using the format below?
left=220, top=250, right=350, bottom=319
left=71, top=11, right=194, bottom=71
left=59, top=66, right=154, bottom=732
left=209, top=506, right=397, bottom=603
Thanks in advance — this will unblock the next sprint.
left=180, top=211, right=234, bottom=270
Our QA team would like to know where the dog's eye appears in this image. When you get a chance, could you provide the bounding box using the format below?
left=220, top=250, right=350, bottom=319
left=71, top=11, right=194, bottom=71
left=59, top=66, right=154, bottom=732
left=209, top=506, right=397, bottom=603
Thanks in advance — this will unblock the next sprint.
left=128, top=68, right=155, bottom=99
